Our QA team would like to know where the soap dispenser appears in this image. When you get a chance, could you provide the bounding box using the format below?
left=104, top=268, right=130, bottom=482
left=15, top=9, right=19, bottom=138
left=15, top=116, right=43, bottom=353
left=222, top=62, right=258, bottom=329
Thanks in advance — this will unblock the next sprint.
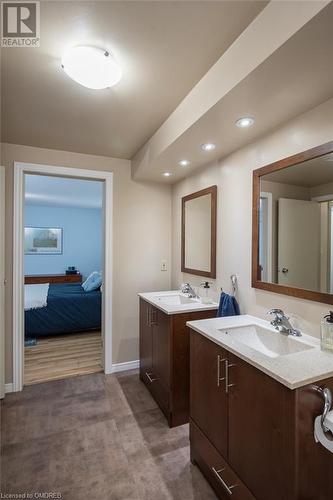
left=321, top=311, right=333, bottom=352
left=200, top=282, right=213, bottom=304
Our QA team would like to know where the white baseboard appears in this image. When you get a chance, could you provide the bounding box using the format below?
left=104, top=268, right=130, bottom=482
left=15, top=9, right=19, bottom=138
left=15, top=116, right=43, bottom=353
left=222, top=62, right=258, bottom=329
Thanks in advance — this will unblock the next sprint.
left=3, top=362, right=139, bottom=391
left=5, top=383, right=14, bottom=394
left=110, top=360, right=139, bottom=374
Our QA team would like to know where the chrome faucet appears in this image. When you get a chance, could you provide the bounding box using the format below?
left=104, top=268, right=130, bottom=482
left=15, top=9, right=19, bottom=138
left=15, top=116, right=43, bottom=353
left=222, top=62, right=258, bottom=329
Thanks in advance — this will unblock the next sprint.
left=181, top=283, right=199, bottom=299
left=268, top=309, right=302, bottom=337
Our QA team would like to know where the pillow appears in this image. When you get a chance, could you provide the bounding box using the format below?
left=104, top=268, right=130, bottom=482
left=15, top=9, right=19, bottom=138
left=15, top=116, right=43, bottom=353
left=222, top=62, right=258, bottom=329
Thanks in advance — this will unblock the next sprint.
left=82, top=271, right=102, bottom=292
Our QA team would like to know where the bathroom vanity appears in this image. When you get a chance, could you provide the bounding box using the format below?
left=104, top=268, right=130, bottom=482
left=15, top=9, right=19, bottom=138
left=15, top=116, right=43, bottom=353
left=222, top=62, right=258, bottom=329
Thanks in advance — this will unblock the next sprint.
left=138, top=291, right=218, bottom=427
left=188, top=315, right=333, bottom=500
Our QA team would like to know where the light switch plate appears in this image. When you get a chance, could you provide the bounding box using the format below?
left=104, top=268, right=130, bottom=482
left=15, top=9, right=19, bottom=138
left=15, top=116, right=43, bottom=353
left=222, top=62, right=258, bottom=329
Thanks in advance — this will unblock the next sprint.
left=161, top=260, right=167, bottom=271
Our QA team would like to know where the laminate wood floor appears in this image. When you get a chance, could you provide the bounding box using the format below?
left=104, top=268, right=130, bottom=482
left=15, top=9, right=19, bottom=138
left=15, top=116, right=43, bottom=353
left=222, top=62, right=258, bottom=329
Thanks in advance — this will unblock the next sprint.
left=24, top=331, right=102, bottom=385
left=1, top=370, right=217, bottom=499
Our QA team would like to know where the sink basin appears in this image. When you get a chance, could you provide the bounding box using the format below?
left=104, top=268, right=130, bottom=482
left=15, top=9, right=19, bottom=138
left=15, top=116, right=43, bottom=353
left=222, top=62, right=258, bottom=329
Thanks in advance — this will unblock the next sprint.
left=219, top=324, right=314, bottom=358
left=155, top=294, right=198, bottom=305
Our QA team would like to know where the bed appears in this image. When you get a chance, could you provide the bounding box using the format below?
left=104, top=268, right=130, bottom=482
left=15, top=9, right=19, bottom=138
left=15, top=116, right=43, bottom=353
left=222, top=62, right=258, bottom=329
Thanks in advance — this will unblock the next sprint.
left=25, top=282, right=102, bottom=337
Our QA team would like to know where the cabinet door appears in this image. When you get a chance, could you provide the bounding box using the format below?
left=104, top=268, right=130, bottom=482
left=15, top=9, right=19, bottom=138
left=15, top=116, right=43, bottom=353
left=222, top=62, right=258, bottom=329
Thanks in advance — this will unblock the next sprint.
left=296, top=380, right=333, bottom=500
left=190, top=331, right=228, bottom=458
left=228, top=353, right=294, bottom=500
left=150, top=307, right=170, bottom=415
left=152, top=308, right=170, bottom=388
left=139, top=299, right=153, bottom=382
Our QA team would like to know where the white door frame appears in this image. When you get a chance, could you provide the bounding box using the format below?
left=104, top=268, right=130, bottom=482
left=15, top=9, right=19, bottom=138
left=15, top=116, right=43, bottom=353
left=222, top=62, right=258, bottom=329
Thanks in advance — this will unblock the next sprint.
left=13, top=162, right=113, bottom=392
left=259, top=191, right=273, bottom=282
left=0, top=166, right=5, bottom=398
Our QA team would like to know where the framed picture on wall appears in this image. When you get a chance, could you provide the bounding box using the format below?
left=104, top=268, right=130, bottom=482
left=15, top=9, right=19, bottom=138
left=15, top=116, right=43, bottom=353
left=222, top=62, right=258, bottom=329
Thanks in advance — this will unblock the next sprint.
left=24, top=227, right=63, bottom=255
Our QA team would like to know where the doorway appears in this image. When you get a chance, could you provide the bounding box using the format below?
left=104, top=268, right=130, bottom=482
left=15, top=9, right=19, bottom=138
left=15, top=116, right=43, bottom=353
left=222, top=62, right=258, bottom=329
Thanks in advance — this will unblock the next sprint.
left=23, top=174, right=104, bottom=384
left=13, top=162, right=113, bottom=391
left=0, top=166, right=5, bottom=398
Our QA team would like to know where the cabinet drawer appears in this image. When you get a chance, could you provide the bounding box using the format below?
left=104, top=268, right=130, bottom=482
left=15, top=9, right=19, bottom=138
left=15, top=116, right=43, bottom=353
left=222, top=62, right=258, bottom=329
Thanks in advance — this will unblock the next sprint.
left=151, top=377, right=169, bottom=415
left=144, top=370, right=169, bottom=415
left=190, top=420, right=255, bottom=500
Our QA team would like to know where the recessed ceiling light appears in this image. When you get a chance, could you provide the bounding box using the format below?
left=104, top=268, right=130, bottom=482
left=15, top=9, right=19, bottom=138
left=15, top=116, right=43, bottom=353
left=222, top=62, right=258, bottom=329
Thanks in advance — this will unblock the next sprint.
left=201, top=143, right=216, bottom=152
left=178, top=160, right=190, bottom=167
left=235, top=117, right=255, bottom=128
left=61, top=46, right=122, bottom=90
left=162, top=172, right=173, bottom=177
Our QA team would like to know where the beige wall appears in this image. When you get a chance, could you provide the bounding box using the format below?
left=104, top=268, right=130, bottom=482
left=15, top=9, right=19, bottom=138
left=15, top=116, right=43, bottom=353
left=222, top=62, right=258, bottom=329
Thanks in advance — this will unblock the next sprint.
left=311, top=181, right=333, bottom=198
left=171, top=97, right=333, bottom=339
left=1, top=143, right=172, bottom=383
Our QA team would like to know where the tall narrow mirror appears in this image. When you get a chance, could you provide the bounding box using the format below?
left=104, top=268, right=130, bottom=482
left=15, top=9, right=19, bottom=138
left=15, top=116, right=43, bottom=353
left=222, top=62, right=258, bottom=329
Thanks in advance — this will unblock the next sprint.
left=182, top=186, right=217, bottom=278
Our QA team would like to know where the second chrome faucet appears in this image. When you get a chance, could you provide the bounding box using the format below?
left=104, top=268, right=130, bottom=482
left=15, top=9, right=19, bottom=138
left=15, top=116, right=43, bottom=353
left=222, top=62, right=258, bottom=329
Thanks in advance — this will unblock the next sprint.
left=181, top=283, right=199, bottom=299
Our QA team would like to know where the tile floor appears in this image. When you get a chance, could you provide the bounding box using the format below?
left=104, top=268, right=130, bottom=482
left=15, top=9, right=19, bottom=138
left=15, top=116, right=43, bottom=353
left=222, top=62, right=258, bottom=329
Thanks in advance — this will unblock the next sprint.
left=0, top=370, right=217, bottom=499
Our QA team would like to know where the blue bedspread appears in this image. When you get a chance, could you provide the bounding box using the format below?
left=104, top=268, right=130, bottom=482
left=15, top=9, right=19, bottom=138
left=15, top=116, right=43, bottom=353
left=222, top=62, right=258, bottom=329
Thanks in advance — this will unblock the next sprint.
left=25, top=283, right=101, bottom=337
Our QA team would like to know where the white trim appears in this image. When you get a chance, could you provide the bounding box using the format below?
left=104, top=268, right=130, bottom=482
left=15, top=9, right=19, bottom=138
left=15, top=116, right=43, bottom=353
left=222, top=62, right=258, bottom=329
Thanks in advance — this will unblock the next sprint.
left=111, top=360, right=139, bottom=374
left=259, top=191, right=273, bottom=282
left=311, top=194, right=333, bottom=203
left=13, top=162, right=113, bottom=392
left=0, top=167, right=5, bottom=399
left=329, top=202, right=333, bottom=294
left=5, top=383, right=14, bottom=394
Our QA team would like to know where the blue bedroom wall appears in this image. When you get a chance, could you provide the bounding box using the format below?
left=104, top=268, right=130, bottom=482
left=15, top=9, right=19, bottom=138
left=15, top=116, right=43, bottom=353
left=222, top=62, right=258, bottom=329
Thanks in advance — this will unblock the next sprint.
left=24, top=205, right=102, bottom=280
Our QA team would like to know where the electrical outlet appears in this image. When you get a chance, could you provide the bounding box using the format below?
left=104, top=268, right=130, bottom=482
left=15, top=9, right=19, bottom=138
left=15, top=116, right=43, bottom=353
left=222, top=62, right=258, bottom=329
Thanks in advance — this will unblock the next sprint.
left=161, top=260, right=167, bottom=271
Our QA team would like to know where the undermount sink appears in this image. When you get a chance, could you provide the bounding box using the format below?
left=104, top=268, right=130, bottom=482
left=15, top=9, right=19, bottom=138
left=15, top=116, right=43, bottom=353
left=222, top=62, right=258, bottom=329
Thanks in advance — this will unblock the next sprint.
left=219, top=324, right=314, bottom=358
left=155, top=294, right=198, bottom=305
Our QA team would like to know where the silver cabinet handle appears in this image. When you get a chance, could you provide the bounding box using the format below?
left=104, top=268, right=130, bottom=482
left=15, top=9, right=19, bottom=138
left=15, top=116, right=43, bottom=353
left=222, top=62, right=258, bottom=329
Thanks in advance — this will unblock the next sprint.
left=146, top=372, right=158, bottom=383
left=217, top=354, right=226, bottom=386
left=212, top=467, right=237, bottom=495
left=225, top=360, right=236, bottom=394
left=146, top=307, right=150, bottom=326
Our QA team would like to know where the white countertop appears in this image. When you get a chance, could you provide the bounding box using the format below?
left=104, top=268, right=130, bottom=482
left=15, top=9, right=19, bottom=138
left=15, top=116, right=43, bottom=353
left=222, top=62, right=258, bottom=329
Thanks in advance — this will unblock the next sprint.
left=187, top=314, right=333, bottom=390
left=138, top=290, right=218, bottom=315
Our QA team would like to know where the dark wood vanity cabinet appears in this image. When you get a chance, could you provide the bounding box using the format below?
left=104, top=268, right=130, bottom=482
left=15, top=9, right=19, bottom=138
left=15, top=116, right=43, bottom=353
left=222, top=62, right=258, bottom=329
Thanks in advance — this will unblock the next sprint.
left=190, top=331, right=228, bottom=458
left=139, top=298, right=216, bottom=427
left=190, top=330, right=333, bottom=500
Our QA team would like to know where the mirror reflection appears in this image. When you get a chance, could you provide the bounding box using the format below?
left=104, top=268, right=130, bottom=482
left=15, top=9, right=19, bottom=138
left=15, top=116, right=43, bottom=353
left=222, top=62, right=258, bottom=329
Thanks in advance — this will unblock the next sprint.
left=259, top=152, right=333, bottom=293
left=185, top=194, right=212, bottom=272
left=182, top=186, right=216, bottom=278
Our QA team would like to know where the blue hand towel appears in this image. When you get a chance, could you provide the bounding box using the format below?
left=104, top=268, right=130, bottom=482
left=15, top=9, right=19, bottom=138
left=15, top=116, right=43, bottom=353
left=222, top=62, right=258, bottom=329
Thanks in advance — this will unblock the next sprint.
left=217, top=292, right=240, bottom=317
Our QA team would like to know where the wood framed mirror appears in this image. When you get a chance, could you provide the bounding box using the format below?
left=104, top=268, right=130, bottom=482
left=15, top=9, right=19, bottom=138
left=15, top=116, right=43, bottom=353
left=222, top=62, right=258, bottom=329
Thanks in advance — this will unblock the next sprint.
left=181, top=185, right=217, bottom=278
left=252, top=141, right=333, bottom=305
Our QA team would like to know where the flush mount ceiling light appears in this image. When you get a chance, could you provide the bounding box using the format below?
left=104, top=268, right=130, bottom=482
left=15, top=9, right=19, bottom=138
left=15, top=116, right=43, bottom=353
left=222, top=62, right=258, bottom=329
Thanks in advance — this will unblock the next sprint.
left=236, top=116, right=255, bottom=128
left=201, top=143, right=216, bottom=152
left=178, top=160, right=190, bottom=167
left=61, top=46, right=122, bottom=90
left=162, top=172, right=173, bottom=177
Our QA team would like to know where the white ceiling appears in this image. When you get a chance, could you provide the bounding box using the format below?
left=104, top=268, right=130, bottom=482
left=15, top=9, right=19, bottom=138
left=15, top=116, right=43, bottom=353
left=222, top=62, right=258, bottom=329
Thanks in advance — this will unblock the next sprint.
left=25, top=174, right=103, bottom=209
left=133, top=1, right=333, bottom=183
left=263, top=155, right=333, bottom=188
left=1, top=0, right=266, bottom=159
